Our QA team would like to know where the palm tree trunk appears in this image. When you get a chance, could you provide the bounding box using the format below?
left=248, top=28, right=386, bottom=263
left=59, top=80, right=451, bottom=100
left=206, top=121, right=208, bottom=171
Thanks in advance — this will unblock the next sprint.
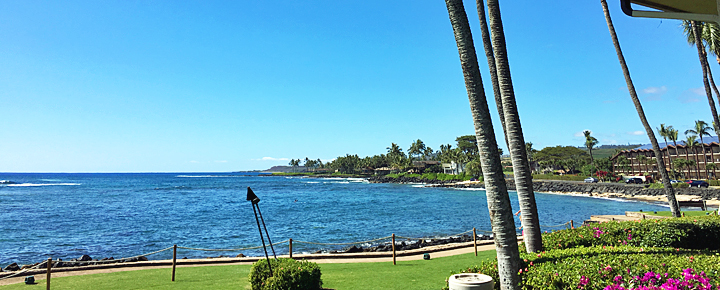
left=445, top=1, right=520, bottom=288
left=673, top=140, right=680, bottom=178
left=601, top=0, right=680, bottom=217
left=692, top=21, right=720, bottom=176
left=482, top=0, right=543, bottom=253
left=474, top=0, right=509, bottom=150
left=663, top=137, right=674, bottom=177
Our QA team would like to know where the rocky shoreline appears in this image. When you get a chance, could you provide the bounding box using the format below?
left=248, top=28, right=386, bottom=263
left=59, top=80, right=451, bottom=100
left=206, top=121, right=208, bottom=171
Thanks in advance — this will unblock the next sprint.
left=0, top=234, right=490, bottom=274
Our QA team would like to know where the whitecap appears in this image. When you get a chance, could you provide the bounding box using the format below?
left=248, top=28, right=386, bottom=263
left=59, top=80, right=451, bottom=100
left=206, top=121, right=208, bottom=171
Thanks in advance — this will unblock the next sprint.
left=7, top=183, right=81, bottom=187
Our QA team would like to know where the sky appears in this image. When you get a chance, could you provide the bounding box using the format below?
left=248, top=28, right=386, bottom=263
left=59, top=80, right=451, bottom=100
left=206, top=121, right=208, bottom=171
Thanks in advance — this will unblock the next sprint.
left=0, top=0, right=715, bottom=172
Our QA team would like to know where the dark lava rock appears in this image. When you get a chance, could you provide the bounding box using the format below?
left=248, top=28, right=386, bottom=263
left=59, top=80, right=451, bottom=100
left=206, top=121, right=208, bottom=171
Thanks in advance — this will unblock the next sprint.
left=4, top=263, right=20, bottom=272
left=236, top=253, right=245, bottom=258
left=78, top=255, right=92, bottom=261
left=313, top=250, right=323, bottom=254
left=343, top=245, right=363, bottom=253
left=100, top=257, right=114, bottom=261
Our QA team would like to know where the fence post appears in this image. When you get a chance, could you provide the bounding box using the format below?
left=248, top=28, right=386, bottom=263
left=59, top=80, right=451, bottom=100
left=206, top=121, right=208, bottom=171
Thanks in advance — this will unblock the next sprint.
left=46, top=257, right=51, bottom=290
left=289, top=239, right=293, bottom=259
left=570, top=220, right=574, bottom=229
left=473, top=228, right=477, bottom=256
left=392, top=233, right=396, bottom=265
left=172, top=245, right=177, bottom=282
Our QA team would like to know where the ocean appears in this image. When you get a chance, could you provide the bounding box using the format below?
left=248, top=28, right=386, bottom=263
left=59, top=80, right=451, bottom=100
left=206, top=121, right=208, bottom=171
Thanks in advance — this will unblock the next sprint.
left=0, top=173, right=668, bottom=266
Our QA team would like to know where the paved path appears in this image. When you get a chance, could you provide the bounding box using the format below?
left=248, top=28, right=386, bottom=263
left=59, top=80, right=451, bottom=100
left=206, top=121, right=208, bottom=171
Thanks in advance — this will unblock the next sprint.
left=0, top=241, right=499, bottom=286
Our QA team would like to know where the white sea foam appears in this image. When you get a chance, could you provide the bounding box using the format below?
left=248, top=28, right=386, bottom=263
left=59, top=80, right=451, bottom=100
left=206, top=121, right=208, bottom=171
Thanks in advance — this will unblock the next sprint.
left=305, top=181, right=320, bottom=184
left=452, top=187, right=486, bottom=191
left=176, top=175, right=236, bottom=178
left=7, top=183, right=81, bottom=187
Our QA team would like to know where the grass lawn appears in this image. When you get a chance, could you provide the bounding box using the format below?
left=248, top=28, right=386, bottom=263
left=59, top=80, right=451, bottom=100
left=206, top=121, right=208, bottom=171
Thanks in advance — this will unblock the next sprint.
left=1, top=251, right=496, bottom=290
left=640, top=210, right=716, bottom=217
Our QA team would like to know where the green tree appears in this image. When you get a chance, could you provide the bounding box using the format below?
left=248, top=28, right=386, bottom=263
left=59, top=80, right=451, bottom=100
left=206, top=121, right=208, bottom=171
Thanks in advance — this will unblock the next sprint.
left=408, top=139, right=427, bottom=160
left=685, top=135, right=700, bottom=178
left=595, top=157, right=613, bottom=173
left=445, top=0, right=520, bottom=287
left=583, top=130, right=599, bottom=165
left=534, top=146, right=589, bottom=172
left=289, top=159, right=300, bottom=173
left=668, top=127, right=680, bottom=179
left=685, top=120, right=713, bottom=178
left=601, top=0, right=679, bottom=217
left=616, top=156, right=631, bottom=173
left=657, top=124, right=676, bottom=177
left=683, top=21, right=720, bottom=135
left=674, top=158, right=695, bottom=179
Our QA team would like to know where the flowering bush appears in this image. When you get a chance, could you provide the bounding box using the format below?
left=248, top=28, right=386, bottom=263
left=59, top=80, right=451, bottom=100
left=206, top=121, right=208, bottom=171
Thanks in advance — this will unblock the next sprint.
left=604, top=268, right=715, bottom=290
left=448, top=246, right=720, bottom=290
left=538, top=216, right=720, bottom=251
left=249, top=258, right=322, bottom=290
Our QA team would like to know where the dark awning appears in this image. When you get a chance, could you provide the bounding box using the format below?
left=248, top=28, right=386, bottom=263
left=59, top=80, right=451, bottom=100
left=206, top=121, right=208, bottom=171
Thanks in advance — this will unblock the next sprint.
left=621, top=0, right=720, bottom=23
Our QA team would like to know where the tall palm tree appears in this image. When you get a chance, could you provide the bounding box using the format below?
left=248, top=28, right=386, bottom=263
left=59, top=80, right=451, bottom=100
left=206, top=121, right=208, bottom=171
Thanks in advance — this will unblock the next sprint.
left=683, top=21, right=720, bottom=127
left=685, top=120, right=713, bottom=179
left=685, top=135, right=700, bottom=179
left=638, top=155, right=648, bottom=175
left=583, top=130, right=599, bottom=165
left=657, top=124, right=675, bottom=177
left=600, top=0, right=680, bottom=217
left=445, top=0, right=520, bottom=288
left=668, top=128, right=680, bottom=178
left=474, top=0, right=509, bottom=150
left=480, top=0, right=542, bottom=253
left=685, top=21, right=720, bottom=135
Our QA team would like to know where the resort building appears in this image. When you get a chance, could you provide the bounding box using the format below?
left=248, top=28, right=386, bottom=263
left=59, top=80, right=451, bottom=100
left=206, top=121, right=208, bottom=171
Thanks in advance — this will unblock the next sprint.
left=610, top=136, right=720, bottom=180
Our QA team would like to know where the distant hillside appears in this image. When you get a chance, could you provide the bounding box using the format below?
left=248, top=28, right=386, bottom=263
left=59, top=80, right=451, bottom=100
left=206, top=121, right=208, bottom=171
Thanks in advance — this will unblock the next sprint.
left=262, top=165, right=307, bottom=173
left=579, top=144, right=642, bottom=159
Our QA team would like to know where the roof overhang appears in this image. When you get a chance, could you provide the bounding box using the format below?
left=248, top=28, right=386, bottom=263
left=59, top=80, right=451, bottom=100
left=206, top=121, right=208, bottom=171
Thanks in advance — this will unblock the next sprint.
left=621, top=0, right=720, bottom=24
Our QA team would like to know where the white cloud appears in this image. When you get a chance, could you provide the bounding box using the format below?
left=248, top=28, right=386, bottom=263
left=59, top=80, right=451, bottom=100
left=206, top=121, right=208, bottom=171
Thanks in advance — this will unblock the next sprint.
left=690, top=87, right=705, bottom=95
left=627, top=131, right=645, bottom=136
left=642, top=86, right=667, bottom=95
left=254, top=157, right=290, bottom=161
left=574, top=131, right=589, bottom=137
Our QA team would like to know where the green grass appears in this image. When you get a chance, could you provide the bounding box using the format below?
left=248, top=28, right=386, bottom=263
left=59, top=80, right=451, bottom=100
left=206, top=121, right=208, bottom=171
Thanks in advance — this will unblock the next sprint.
left=1, top=251, right=496, bottom=290
left=638, top=210, right=717, bottom=217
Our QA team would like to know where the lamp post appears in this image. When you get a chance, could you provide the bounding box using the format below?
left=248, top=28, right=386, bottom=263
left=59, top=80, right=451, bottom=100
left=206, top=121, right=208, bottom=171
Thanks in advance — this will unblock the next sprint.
left=247, top=187, right=276, bottom=277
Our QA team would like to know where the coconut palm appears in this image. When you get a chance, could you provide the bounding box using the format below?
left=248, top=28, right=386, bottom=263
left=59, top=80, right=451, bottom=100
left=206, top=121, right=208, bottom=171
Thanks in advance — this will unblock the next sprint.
left=474, top=0, right=508, bottom=150
left=583, top=130, right=599, bottom=165
left=657, top=124, right=675, bottom=175
left=600, top=0, right=680, bottom=217
left=445, top=0, right=520, bottom=288
left=686, top=120, right=713, bottom=178
left=668, top=128, right=681, bottom=178
left=684, top=21, right=720, bottom=136
left=408, top=139, right=427, bottom=160
left=685, top=135, right=701, bottom=179
left=477, top=0, right=542, bottom=253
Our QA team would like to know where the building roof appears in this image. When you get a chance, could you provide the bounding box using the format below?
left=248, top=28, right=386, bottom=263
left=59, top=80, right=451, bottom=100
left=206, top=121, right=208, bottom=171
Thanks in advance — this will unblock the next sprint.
left=634, top=135, right=720, bottom=150
left=622, top=0, right=720, bottom=24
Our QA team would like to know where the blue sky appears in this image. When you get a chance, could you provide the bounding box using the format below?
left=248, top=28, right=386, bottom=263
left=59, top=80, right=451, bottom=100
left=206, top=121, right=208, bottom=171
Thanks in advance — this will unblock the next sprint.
left=0, top=0, right=714, bottom=172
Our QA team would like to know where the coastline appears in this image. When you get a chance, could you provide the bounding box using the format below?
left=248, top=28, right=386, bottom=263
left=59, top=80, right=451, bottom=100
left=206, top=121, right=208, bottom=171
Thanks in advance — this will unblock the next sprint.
left=369, top=176, right=720, bottom=209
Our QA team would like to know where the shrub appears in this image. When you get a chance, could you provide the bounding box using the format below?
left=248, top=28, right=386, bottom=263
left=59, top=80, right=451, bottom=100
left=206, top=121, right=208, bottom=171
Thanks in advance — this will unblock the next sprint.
left=648, top=182, right=688, bottom=189
left=538, top=216, right=720, bottom=251
left=249, top=258, right=322, bottom=290
left=532, top=174, right=588, bottom=181
left=449, top=246, right=720, bottom=290
left=710, top=180, right=720, bottom=186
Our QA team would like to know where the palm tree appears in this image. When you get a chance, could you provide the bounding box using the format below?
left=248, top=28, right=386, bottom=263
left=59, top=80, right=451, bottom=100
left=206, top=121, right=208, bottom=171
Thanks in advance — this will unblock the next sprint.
left=408, top=139, right=427, bottom=160
left=657, top=124, right=675, bottom=176
left=684, top=21, right=720, bottom=136
left=583, top=130, right=599, bottom=165
left=600, top=0, right=680, bottom=217
left=637, top=155, right=648, bottom=175
left=685, top=135, right=701, bottom=179
left=525, top=142, right=537, bottom=173
left=686, top=120, right=713, bottom=179
left=473, top=0, right=509, bottom=150
left=445, top=0, right=520, bottom=287
left=668, top=128, right=680, bottom=178
left=479, top=0, right=542, bottom=253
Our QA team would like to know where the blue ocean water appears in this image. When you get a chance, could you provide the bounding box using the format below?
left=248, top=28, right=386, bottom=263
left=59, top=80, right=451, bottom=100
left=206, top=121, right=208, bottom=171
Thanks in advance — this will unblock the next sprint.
left=0, top=173, right=668, bottom=266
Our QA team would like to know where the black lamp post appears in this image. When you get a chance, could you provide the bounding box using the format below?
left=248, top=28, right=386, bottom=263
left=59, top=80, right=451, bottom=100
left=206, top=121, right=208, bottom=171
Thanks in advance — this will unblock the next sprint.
left=247, top=187, right=277, bottom=277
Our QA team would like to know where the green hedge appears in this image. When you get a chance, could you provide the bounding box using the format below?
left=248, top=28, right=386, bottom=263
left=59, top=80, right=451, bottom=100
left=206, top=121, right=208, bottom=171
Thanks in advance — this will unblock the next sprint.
left=710, top=180, right=720, bottom=186
left=532, top=174, right=588, bottom=181
left=538, top=216, right=720, bottom=250
left=249, top=258, right=322, bottom=290
left=384, top=172, right=474, bottom=182
left=449, top=217, right=720, bottom=290
left=648, top=182, right=690, bottom=189
left=450, top=246, right=720, bottom=290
